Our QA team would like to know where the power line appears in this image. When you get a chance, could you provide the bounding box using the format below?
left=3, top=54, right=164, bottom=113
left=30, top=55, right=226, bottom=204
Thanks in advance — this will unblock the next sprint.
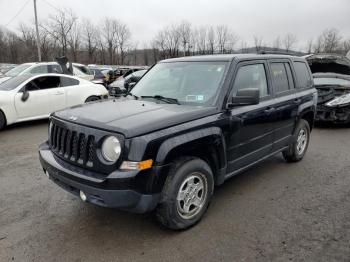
left=40, top=0, right=62, bottom=12
left=4, top=0, right=31, bottom=27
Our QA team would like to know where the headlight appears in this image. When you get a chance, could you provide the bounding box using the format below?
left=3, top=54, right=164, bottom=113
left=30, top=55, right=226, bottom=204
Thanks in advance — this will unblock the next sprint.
left=101, top=136, right=121, bottom=162
left=326, top=93, right=350, bottom=107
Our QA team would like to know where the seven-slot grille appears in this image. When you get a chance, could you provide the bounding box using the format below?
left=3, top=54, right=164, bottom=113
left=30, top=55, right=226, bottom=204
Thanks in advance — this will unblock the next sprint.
left=50, top=123, right=95, bottom=167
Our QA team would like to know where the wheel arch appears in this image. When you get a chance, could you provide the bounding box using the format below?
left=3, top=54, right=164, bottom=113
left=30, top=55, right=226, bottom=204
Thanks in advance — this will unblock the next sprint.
left=155, top=127, right=227, bottom=185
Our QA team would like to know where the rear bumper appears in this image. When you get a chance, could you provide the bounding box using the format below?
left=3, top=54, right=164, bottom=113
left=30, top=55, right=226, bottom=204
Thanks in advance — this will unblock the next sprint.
left=316, top=105, right=350, bottom=123
left=39, top=143, right=160, bottom=213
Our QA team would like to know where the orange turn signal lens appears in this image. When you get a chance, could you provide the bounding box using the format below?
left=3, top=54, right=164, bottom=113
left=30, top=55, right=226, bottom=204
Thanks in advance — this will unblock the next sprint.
left=120, top=159, right=153, bottom=170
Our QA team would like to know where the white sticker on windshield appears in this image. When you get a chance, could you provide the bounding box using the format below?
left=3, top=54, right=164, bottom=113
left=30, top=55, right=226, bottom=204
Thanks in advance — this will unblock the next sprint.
left=197, top=95, right=204, bottom=101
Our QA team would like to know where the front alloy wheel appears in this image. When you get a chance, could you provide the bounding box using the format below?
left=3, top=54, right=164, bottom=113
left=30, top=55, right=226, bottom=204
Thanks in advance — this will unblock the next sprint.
left=176, top=172, right=208, bottom=220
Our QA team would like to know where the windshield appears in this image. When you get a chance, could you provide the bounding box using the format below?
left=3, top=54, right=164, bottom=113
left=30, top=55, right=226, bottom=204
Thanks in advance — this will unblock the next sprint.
left=131, top=62, right=228, bottom=106
left=5, top=64, right=32, bottom=77
left=0, top=74, right=32, bottom=91
left=314, top=77, right=350, bottom=87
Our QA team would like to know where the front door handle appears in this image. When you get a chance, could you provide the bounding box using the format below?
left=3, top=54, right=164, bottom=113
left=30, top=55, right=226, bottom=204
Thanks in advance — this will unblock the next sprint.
left=54, top=91, right=64, bottom=95
left=293, top=98, right=301, bottom=104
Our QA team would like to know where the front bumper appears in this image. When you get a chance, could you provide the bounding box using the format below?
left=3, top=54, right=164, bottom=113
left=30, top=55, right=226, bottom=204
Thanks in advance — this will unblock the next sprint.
left=39, top=143, right=160, bottom=213
left=316, top=104, right=350, bottom=123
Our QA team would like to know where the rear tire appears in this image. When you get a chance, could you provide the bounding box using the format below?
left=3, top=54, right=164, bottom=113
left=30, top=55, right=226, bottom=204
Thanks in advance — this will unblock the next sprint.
left=155, top=157, right=214, bottom=230
left=85, top=96, right=100, bottom=103
left=283, top=119, right=310, bottom=162
left=0, top=111, right=6, bottom=130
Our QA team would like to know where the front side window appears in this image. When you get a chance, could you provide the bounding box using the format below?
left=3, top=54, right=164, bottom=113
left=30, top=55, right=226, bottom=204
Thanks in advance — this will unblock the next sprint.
left=233, top=64, right=268, bottom=98
left=26, top=76, right=60, bottom=91
left=131, top=62, right=228, bottom=106
left=270, top=63, right=289, bottom=93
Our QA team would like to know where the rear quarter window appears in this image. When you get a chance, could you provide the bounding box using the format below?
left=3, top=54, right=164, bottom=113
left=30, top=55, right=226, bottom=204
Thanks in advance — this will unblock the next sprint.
left=60, top=77, right=80, bottom=87
left=294, top=62, right=312, bottom=89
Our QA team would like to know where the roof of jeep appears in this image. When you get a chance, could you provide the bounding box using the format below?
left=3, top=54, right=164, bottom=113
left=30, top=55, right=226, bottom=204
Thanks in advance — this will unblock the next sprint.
left=160, top=54, right=304, bottom=63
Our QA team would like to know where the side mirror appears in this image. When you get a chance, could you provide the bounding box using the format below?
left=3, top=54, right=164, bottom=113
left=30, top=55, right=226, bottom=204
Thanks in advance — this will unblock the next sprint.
left=227, top=88, right=260, bottom=108
left=21, top=89, right=29, bottom=102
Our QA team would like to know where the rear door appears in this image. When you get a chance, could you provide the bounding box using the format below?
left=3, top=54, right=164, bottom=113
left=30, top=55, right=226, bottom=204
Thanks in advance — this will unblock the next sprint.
left=14, top=76, right=64, bottom=119
left=226, top=60, right=276, bottom=174
left=268, top=60, right=299, bottom=151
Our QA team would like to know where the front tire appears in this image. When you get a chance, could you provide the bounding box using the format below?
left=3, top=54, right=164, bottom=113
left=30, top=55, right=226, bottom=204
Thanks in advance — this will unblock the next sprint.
left=283, top=119, right=310, bottom=162
left=156, top=157, right=214, bottom=230
left=0, top=111, right=6, bottom=130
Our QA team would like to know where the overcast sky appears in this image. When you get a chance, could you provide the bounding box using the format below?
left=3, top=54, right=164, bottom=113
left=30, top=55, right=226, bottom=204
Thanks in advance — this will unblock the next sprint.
left=0, top=0, right=349, bottom=51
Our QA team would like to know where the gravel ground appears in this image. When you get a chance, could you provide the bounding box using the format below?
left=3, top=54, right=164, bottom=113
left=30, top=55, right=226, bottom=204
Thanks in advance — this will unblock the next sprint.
left=0, top=120, right=350, bottom=262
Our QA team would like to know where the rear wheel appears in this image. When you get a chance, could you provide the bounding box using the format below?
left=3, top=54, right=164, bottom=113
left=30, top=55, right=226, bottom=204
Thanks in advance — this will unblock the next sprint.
left=283, top=119, right=310, bottom=162
left=0, top=111, right=6, bottom=130
left=155, top=157, right=214, bottom=230
left=85, top=96, right=100, bottom=103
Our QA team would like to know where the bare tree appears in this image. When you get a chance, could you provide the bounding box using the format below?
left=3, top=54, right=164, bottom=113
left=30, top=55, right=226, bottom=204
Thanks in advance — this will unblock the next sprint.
left=207, top=26, right=215, bottom=54
left=115, top=21, right=131, bottom=65
left=283, top=33, right=297, bottom=52
left=68, top=21, right=81, bottom=62
left=178, top=21, right=192, bottom=56
left=82, top=19, right=99, bottom=63
left=272, top=36, right=281, bottom=50
left=41, top=8, right=78, bottom=56
left=322, top=28, right=342, bottom=53
left=253, top=36, right=263, bottom=52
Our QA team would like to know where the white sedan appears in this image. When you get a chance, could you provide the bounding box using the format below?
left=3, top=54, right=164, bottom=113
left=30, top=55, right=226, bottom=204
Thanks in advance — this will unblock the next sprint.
left=0, top=73, right=109, bottom=129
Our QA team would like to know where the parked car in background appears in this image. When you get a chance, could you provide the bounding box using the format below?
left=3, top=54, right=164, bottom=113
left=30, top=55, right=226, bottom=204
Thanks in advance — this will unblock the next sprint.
left=0, top=73, right=108, bottom=130
left=90, top=68, right=109, bottom=86
left=109, top=69, right=147, bottom=96
left=39, top=54, right=317, bottom=230
left=306, top=54, right=350, bottom=123
left=0, top=62, right=94, bottom=84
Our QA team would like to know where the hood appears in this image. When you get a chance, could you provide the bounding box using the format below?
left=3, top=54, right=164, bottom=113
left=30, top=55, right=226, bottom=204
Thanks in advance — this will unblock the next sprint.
left=306, top=54, right=350, bottom=75
left=53, top=98, right=218, bottom=138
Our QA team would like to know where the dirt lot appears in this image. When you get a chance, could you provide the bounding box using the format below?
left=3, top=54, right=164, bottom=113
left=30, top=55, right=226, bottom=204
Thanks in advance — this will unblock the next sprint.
left=1, top=120, right=350, bottom=262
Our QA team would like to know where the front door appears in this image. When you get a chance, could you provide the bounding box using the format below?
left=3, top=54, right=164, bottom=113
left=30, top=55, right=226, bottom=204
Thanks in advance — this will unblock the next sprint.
left=14, top=76, right=65, bottom=120
left=226, top=61, right=276, bottom=175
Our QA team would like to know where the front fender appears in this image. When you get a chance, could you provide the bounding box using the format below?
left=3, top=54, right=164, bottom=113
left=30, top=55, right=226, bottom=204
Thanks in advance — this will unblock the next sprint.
left=156, top=127, right=227, bottom=167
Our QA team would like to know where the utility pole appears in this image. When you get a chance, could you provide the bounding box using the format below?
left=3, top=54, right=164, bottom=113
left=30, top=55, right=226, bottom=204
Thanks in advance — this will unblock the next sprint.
left=33, top=0, right=41, bottom=61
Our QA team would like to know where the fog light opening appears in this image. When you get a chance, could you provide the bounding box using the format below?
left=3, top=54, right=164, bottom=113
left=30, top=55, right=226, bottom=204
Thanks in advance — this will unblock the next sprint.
left=80, top=190, right=87, bottom=202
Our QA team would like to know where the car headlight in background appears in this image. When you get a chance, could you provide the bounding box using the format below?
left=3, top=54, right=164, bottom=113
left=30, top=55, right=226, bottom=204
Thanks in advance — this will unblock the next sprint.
left=326, top=93, right=350, bottom=107
left=101, top=136, right=121, bottom=162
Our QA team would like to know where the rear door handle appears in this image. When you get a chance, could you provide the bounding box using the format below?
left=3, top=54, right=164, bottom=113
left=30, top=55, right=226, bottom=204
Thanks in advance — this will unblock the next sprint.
left=293, top=98, right=301, bottom=104
left=55, top=91, right=64, bottom=95
left=264, top=107, right=275, bottom=114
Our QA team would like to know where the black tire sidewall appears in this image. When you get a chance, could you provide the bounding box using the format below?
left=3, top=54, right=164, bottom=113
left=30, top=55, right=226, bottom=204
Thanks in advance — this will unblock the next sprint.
left=159, top=158, right=214, bottom=230
left=292, top=120, right=310, bottom=161
left=0, top=111, right=6, bottom=130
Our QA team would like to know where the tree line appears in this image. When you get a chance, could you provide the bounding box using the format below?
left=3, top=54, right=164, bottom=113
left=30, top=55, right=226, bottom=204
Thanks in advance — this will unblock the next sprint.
left=0, top=7, right=349, bottom=66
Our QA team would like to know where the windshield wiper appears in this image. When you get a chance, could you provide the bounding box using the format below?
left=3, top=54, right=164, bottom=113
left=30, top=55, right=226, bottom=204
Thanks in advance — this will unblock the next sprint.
left=140, top=95, right=180, bottom=104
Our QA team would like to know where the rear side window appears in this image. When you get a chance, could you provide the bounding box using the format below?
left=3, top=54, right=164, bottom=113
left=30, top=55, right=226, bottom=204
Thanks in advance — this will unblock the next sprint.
left=270, top=63, right=289, bottom=93
left=60, top=77, right=79, bottom=87
left=294, top=62, right=312, bottom=88
left=49, top=65, right=63, bottom=74
left=233, top=64, right=269, bottom=98
left=30, top=65, right=48, bottom=74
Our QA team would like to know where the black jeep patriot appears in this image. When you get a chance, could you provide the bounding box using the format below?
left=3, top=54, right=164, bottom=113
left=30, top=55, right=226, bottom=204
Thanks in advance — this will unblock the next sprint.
left=39, top=54, right=317, bottom=230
